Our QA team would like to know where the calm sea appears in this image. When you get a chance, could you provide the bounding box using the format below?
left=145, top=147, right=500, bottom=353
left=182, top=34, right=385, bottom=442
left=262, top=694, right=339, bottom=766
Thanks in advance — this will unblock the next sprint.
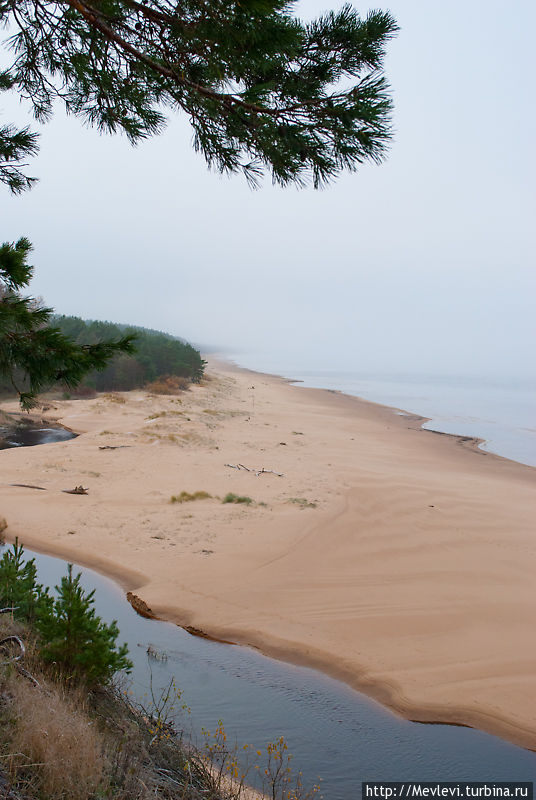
left=227, top=354, right=536, bottom=468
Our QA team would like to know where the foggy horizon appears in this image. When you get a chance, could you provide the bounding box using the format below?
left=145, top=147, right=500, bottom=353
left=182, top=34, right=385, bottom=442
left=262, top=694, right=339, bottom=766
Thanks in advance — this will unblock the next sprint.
left=1, top=0, right=534, bottom=381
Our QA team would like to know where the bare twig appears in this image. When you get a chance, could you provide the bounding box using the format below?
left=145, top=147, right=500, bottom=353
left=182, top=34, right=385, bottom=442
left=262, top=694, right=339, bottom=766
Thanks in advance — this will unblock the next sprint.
left=257, top=469, right=284, bottom=477
left=15, top=663, right=40, bottom=687
left=224, top=463, right=284, bottom=477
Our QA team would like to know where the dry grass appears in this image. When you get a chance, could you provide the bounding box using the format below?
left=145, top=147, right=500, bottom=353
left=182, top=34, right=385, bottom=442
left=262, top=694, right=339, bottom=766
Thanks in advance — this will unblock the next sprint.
left=145, top=375, right=190, bottom=395
left=0, top=614, right=315, bottom=800
left=3, top=676, right=107, bottom=800
left=145, top=410, right=185, bottom=420
left=0, top=620, right=105, bottom=800
left=286, top=497, right=317, bottom=509
left=101, top=393, right=126, bottom=404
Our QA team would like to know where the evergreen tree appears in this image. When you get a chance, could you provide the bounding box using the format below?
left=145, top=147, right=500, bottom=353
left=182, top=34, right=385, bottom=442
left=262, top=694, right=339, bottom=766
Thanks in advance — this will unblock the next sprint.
left=0, top=239, right=136, bottom=408
left=0, top=0, right=397, bottom=189
left=0, top=538, right=50, bottom=621
left=35, top=564, right=132, bottom=685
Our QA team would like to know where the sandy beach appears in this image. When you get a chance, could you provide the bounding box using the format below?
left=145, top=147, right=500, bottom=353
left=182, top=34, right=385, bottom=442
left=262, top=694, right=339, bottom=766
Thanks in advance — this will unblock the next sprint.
left=1, top=359, right=535, bottom=750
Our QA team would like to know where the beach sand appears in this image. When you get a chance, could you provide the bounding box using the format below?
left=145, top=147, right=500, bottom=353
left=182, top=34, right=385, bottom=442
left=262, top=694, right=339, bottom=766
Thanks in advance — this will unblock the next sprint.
left=1, top=359, right=535, bottom=749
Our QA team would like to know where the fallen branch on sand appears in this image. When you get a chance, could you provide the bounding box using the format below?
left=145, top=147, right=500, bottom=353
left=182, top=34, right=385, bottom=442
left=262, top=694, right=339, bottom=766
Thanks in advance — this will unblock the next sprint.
left=225, top=463, right=284, bottom=477
left=98, top=445, right=132, bottom=450
left=9, top=483, right=46, bottom=490
left=62, top=485, right=89, bottom=495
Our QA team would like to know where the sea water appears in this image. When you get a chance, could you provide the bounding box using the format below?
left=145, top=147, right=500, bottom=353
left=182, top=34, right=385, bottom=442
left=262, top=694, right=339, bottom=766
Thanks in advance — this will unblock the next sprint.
left=227, top=354, right=536, bottom=468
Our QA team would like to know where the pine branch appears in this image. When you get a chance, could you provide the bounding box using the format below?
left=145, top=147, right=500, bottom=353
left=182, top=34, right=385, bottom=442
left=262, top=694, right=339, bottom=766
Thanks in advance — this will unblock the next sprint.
left=0, top=0, right=398, bottom=187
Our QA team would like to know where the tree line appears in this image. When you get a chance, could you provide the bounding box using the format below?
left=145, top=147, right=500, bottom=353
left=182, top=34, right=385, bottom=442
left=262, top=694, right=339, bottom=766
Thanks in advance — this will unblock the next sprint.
left=54, top=316, right=206, bottom=393
left=0, top=307, right=205, bottom=401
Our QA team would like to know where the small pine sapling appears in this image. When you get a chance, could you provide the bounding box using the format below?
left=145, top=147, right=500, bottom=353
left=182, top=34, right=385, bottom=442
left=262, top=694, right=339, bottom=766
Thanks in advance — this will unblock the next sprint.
left=36, top=564, right=131, bottom=685
left=0, top=538, right=50, bottom=621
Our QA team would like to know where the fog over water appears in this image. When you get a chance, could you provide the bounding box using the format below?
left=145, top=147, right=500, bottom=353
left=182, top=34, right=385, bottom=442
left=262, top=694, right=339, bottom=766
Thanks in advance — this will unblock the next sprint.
left=1, top=0, right=534, bottom=383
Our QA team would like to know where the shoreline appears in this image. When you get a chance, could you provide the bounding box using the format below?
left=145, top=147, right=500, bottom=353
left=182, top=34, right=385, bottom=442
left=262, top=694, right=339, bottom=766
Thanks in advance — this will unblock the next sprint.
left=234, top=359, right=534, bottom=469
left=223, top=358, right=502, bottom=463
left=1, top=359, right=535, bottom=751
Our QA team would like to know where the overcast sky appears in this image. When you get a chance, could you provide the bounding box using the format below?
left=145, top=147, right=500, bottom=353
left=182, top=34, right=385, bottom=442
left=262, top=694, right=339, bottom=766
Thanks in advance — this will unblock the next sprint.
left=2, top=0, right=535, bottom=379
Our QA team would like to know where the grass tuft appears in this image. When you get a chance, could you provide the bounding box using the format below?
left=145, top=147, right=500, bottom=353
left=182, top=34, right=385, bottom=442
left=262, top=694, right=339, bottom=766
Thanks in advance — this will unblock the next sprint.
left=170, top=490, right=212, bottom=504
left=287, top=497, right=317, bottom=509
left=222, top=493, right=253, bottom=505
left=101, top=393, right=126, bottom=404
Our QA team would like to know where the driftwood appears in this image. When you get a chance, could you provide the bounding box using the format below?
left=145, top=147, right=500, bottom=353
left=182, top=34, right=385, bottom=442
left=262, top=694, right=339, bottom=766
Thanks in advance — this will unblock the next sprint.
left=0, top=635, right=25, bottom=664
left=98, top=445, right=132, bottom=450
left=15, top=664, right=40, bottom=686
left=9, top=483, right=46, bottom=490
left=0, top=634, right=41, bottom=687
left=62, top=485, right=88, bottom=495
left=224, top=463, right=284, bottom=477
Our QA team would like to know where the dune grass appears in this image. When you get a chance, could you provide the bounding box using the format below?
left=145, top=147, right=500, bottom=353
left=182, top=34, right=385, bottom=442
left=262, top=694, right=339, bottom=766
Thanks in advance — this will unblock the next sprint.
left=170, top=490, right=212, bottom=504
left=286, top=497, right=317, bottom=509
left=222, top=493, right=254, bottom=505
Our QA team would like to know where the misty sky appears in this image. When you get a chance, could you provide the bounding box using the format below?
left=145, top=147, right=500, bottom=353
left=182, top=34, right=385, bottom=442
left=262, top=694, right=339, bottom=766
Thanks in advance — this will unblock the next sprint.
left=1, top=0, right=535, bottom=379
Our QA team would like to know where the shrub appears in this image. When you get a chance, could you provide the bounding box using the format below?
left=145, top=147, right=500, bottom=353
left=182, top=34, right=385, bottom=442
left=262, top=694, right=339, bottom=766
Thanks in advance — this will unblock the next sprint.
left=101, top=392, right=126, bottom=403
left=222, top=493, right=253, bottom=505
left=67, top=384, right=98, bottom=399
left=146, top=374, right=190, bottom=394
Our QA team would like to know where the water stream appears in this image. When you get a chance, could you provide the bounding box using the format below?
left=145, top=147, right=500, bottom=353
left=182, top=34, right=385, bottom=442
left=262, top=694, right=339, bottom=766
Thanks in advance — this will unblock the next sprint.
left=0, top=422, right=76, bottom=449
left=21, top=550, right=536, bottom=799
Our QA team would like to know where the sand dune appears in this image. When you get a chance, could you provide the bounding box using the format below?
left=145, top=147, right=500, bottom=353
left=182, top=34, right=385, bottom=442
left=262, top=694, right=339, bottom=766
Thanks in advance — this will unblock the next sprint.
left=1, top=360, right=534, bottom=749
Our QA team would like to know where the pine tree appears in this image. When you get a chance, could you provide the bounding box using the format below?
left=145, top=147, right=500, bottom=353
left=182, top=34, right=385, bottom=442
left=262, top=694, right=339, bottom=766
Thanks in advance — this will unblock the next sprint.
left=35, top=564, right=132, bottom=685
left=0, top=0, right=397, bottom=189
left=0, top=538, right=50, bottom=621
left=0, top=239, right=136, bottom=408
